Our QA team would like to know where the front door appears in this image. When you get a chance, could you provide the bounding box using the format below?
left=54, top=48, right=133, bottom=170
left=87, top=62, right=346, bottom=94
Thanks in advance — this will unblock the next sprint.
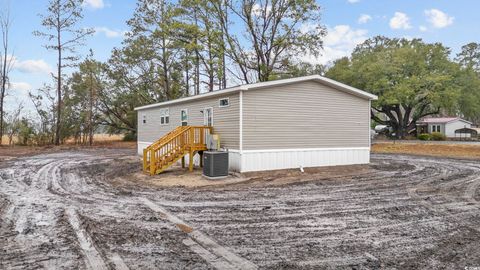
left=181, top=109, right=188, bottom=126
left=204, top=107, right=213, bottom=126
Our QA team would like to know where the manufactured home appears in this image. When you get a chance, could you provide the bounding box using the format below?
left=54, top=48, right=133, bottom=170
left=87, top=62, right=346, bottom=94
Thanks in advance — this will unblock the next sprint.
left=135, top=75, right=378, bottom=173
left=417, top=117, right=474, bottom=138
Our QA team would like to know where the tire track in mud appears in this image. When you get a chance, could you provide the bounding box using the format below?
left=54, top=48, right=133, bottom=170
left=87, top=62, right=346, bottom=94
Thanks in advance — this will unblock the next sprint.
left=1, top=151, right=480, bottom=268
left=142, top=197, right=258, bottom=270
left=0, top=152, right=134, bottom=270
left=66, top=208, right=109, bottom=270
left=156, top=155, right=480, bottom=268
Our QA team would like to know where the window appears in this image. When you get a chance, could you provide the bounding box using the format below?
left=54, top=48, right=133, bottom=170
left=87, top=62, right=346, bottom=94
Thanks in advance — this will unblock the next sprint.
left=219, top=98, right=230, bottom=107
left=203, top=107, right=213, bottom=126
left=181, top=109, right=188, bottom=126
left=160, top=108, right=169, bottom=125
left=432, top=125, right=441, bottom=133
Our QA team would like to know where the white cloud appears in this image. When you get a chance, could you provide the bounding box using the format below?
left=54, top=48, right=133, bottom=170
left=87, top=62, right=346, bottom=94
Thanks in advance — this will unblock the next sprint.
left=10, top=82, right=32, bottom=91
left=358, top=14, right=372, bottom=24
left=301, top=25, right=368, bottom=65
left=84, top=0, right=104, bottom=9
left=94, top=27, right=126, bottom=38
left=12, top=58, right=53, bottom=75
left=425, top=9, right=454, bottom=28
left=389, top=12, right=412, bottom=30
left=347, top=0, right=360, bottom=3
left=419, top=25, right=428, bottom=32
left=251, top=3, right=271, bottom=17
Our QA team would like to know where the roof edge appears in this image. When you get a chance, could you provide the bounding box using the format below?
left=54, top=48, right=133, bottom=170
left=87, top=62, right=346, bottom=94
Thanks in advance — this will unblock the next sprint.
left=134, top=75, right=378, bottom=111
left=418, top=117, right=473, bottom=125
left=448, top=118, right=473, bottom=125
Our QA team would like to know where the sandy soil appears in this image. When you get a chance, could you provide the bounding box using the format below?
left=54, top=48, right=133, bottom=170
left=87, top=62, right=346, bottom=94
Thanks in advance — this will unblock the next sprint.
left=1, top=149, right=480, bottom=269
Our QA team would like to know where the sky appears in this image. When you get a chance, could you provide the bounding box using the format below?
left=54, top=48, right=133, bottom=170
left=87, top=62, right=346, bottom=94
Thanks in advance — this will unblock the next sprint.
left=2, top=0, right=480, bottom=112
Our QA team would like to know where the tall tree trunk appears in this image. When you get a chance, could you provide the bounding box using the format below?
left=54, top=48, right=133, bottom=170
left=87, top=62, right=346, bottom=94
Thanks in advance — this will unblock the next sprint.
left=220, top=0, right=227, bottom=89
left=184, top=48, right=190, bottom=96
left=161, top=43, right=170, bottom=100
left=194, top=9, right=200, bottom=95
left=206, top=25, right=214, bottom=92
left=0, top=58, right=6, bottom=145
left=0, top=16, right=9, bottom=146
left=55, top=29, right=62, bottom=146
left=88, top=68, right=94, bottom=146
left=0, top=103, right=3, bottom=145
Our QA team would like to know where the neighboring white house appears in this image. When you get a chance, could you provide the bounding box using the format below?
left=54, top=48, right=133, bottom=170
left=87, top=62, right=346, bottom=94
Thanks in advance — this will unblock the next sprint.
left=417, top=117, right=473, bottom=138
left=135, top=75, right=378, bottom=173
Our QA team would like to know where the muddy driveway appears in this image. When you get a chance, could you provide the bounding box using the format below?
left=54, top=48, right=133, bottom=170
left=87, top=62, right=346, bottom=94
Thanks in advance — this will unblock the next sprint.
left=0, top=149, right=479, bottom=269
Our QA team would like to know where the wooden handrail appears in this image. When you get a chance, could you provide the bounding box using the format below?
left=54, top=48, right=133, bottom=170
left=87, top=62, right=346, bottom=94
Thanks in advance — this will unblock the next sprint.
left=143, top=126, right=213, bottom=175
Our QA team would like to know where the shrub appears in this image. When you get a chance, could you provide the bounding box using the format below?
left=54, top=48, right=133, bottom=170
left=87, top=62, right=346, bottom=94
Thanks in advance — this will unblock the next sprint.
left=418, top=133, right=431, bottom=141
left=123, top=133, right=137, bottom=141
left=430, top=132, right=446, bottom=141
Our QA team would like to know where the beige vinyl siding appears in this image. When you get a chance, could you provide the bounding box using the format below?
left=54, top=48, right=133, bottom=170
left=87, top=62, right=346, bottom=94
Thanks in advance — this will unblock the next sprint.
left=138, top=93, right=239, bottom=149
left=242, top=81, right=370, bottom=150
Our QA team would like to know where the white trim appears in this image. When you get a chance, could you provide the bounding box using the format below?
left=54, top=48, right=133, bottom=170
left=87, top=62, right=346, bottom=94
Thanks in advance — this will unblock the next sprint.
left=368, top=100, right=371, bottom=146
left=239, top=91, right=243, bottom=155
left=240, top=147, right=370, bottom=153
left=203, top=107, right=213, bottom=126
left=448, top=118, right=473, bottom=125
left=181, top=108, right=188, bottom=125
left=159, top=108, right=170, bottom=125
left=138, top=141, right=153, bottom=144
left=134, top=75, right=378, bottom=111
left=218, top=97, right=230, bottom=108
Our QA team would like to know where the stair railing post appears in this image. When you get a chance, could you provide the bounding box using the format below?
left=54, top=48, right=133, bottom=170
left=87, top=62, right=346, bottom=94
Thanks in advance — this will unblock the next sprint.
left=150, top=148, right=156, bottom=175
left=143, top=149, right=147, bottom=172
left=189, top=127, right=194, bottom=172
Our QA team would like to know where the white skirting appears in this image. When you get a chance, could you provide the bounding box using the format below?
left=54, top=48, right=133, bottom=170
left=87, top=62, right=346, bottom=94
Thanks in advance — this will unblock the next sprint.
left=138, top=142, right=370, bottom=173
left=137, top=141, right=152, bottom=155
left=238, top=147, right=370, bottom=172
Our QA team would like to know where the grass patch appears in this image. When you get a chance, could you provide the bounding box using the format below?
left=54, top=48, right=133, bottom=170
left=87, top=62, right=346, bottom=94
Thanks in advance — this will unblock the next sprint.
left=372, top=142, right=480, bottom=160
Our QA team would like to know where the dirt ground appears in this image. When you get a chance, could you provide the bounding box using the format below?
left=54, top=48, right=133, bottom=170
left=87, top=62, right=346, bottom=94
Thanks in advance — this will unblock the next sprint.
left=372, top=141, right=480, bottom=160
left=0, top=142, right=135, bottom=162
left=1, top=149, right=480, bottom=269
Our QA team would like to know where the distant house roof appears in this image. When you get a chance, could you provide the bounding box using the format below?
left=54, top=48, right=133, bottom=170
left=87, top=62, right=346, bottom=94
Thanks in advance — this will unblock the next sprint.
left=417, top=117, right=472, bottom=125
left=134, top=75, right=378, bottom=111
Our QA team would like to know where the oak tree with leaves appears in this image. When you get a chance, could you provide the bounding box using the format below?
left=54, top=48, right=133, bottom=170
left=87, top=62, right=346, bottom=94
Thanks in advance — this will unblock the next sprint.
left=327, top=36, right=460, bottom=138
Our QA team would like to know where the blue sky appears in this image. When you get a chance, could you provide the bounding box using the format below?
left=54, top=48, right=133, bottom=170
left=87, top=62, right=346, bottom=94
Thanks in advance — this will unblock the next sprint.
left=3, top=0, right=480, bottom=111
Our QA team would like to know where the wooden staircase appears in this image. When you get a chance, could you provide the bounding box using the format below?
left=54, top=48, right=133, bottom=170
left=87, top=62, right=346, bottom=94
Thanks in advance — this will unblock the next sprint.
left=143, top=126, right=213, bottom=175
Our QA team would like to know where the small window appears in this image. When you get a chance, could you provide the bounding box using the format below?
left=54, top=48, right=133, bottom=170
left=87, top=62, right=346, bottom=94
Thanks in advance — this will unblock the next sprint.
left=181, top=109, right=188, bottom=125
left=219, top=98, right=229, bottom=107
left=160, top=108, right=169, bottom=125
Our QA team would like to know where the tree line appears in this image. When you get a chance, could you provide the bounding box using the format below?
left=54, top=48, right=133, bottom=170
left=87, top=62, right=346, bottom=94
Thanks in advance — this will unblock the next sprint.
left=326, top=37, right=480, bottom=138
left=1, top=0, right=326, bottom=145
left=1, top=0, right=479, bottom=145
